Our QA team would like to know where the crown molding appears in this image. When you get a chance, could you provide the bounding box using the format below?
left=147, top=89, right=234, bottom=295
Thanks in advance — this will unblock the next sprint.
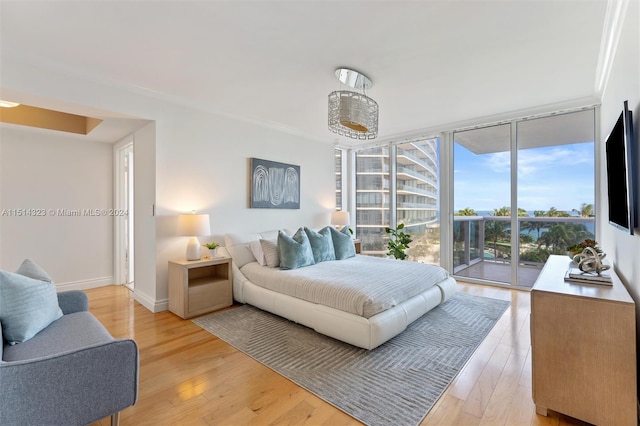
left=594, top=0, right=630, bottom=98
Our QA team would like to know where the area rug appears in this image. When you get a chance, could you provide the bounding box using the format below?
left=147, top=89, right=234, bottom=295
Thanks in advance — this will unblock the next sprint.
left=193, top=293, right=510, bottom=426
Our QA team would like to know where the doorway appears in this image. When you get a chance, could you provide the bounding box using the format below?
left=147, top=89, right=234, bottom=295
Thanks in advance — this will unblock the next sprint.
left=115, top=140, right=134, bottom=289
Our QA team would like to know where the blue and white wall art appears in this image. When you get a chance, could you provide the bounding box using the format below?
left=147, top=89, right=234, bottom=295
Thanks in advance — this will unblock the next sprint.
left=250, top=158, right=300, bottom=209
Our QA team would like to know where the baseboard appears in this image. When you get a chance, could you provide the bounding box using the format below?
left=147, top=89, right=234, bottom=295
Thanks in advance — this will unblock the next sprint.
left=55, top=279, right=169, bottom=314
left=56, top=276, right=113, bottom=291
left=132, top=290, right=168, bottom=313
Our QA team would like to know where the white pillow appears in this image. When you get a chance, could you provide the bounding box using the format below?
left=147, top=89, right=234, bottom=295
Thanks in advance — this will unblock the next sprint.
left=249, top=240, right=267, bottom=266
left=260, top=239, right=280, bottom=267
left=224, top=232, right=260, bottom=268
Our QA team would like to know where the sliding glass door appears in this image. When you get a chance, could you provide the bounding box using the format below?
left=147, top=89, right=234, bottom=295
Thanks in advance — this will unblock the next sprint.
left=453, top=124, right=512, bottom=285
left=452, top=109, right=595, bottom=288
left=516, top=110, right=595, bottom=287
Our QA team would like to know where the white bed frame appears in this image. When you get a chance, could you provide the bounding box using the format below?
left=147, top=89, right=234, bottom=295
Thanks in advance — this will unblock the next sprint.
left=223, top=231, right=457, bottom=350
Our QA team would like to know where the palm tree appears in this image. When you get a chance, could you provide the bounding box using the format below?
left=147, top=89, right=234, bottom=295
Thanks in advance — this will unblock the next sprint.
left=485, top=220, right=509, bottom=259
left=520, top=246, right=551, bottom=263
left=456, top=207, right=477, bottom=216
left=545, top=206, right=570, bottom=217
left=493, top=206, right=510, bottom=216
left=572, top=203, right=594, bottom=218
left=538, top=224, right=576, bottom=254
left=525, top=210, right=547, bottom=241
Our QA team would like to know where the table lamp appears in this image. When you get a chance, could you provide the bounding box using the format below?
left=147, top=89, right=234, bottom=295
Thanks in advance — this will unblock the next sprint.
left=178, top=213, right=211, bottom=261
left=331, top=211, right=350, bottom=230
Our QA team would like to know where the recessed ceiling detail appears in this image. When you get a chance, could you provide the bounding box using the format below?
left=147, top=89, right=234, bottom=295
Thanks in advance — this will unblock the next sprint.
left=0, top=104, right=103, bottom=135
left=0, top=100, right=20, bottom=108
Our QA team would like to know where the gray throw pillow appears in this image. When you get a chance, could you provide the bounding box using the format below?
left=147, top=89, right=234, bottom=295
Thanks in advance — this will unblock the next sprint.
left=304, top=226, right=336, bottom=263
left=278, top=228, right=315, bottom=270
left=15, top=258, right=53, bottom=282
left=259, top=239, right=280, bottom=268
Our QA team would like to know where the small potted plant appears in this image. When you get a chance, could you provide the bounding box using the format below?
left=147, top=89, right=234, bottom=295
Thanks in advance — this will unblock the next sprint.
left=566, top=239, right=601, bottom=258
left=202, top=242, right=220, bottom=257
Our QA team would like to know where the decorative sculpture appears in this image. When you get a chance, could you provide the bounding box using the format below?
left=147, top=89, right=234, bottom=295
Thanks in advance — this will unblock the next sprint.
left=572, top=246, right=610, bottom=275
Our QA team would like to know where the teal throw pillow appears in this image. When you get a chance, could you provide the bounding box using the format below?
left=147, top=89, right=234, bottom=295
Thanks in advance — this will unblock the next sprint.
left=329, top=226, right=356, bottom=260
left=278, top=228, right=315, bottom=270
left=304, top=227, right=335, bottom=263
left=0, top=261, right=63, bottom=345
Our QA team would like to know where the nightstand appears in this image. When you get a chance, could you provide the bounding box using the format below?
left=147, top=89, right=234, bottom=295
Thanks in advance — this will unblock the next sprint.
left=168, top=257, right=232, bottom=319
left=354, top=239, right=361, bottom=254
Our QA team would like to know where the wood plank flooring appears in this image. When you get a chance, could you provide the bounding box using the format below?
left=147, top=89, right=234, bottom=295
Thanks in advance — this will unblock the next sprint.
left=87, top=283, right=590, bottom=426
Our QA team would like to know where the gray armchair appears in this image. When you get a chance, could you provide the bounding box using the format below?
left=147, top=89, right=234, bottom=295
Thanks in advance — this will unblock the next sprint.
left=0, top=290, right=139, bottom=426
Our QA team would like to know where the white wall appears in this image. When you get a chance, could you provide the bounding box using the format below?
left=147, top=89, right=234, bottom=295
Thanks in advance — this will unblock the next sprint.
left=599, top=1, right=640, bottom=321
left=0, top=126, right=114, bottom=288
left=153, top=107, right=335, bottom=309
left=132, top=122, right=158, bottom=310
left=1, top=60, right=335, bottom=312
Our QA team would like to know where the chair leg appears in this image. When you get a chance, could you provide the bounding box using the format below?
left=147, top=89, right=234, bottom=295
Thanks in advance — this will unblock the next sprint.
left=111, top=411, right=120, bottom=426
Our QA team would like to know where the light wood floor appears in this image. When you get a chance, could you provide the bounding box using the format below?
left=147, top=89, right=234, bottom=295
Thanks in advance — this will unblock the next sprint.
left=88, top=283, right=590, bottom=426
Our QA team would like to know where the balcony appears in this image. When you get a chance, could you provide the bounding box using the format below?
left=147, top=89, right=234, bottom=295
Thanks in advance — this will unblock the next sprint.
left=453, top=215, right=596, bottom=288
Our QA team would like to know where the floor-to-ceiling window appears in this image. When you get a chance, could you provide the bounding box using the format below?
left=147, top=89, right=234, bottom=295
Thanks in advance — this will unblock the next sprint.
left=335, top=148, right=343, bottom=210
left=355, top=146, right=390, bottom=256
left=355, top=139, right=441, bottom=264
left=349, top=107, right=595, bottom=285
left=396, top=138, right=440, bottom=264
left=452, top=108, right=596, bottom=287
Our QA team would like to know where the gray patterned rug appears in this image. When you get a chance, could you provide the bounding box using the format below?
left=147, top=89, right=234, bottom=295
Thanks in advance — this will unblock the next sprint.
left=193, top=292, right=510, bottom=426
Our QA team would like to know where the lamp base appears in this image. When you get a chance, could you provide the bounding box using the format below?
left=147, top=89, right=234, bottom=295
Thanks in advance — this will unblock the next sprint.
left=186, top=237, right=202, bottom=261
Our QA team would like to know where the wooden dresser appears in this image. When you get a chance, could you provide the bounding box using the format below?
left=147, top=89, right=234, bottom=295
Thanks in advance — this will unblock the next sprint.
left=531, top=255, right=637, bottom=425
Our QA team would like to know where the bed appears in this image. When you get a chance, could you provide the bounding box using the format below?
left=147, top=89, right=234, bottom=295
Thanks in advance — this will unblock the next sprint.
left=223, top=229, right=457, bottom=350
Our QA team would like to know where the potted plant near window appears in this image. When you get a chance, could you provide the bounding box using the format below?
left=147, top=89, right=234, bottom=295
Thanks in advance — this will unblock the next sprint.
left=385, top=223, right=412, bottom=260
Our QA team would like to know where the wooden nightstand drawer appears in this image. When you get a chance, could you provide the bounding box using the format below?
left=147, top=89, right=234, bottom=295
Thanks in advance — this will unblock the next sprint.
left=188, top=279, right=232, bottom=313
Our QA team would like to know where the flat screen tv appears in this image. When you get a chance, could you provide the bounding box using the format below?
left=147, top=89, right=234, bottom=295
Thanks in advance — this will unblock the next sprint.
left=605, top=100, right=637, bottom=235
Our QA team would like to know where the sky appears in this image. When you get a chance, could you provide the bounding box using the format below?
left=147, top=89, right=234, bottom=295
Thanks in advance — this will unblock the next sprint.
left=453, top=142, right=595, bottom=213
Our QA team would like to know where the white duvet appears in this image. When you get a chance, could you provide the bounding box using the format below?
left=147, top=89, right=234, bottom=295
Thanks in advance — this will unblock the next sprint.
left=239, top=255, right=450, bottom=318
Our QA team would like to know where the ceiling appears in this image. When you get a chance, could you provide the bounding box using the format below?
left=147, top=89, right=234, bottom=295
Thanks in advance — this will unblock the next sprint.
left=0, top=1, right=609, bottom=146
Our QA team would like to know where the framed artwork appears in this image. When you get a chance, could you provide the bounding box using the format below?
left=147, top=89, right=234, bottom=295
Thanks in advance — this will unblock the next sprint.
left=250, top=158, right=300, bottom=209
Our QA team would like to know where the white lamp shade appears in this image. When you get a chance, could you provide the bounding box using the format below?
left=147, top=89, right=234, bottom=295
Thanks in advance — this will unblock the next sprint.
left=178, top=214, right=211, bottom=237
left=331, top=211, right=350, bottom=227
left=178, top=213, right=211, bottom=261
